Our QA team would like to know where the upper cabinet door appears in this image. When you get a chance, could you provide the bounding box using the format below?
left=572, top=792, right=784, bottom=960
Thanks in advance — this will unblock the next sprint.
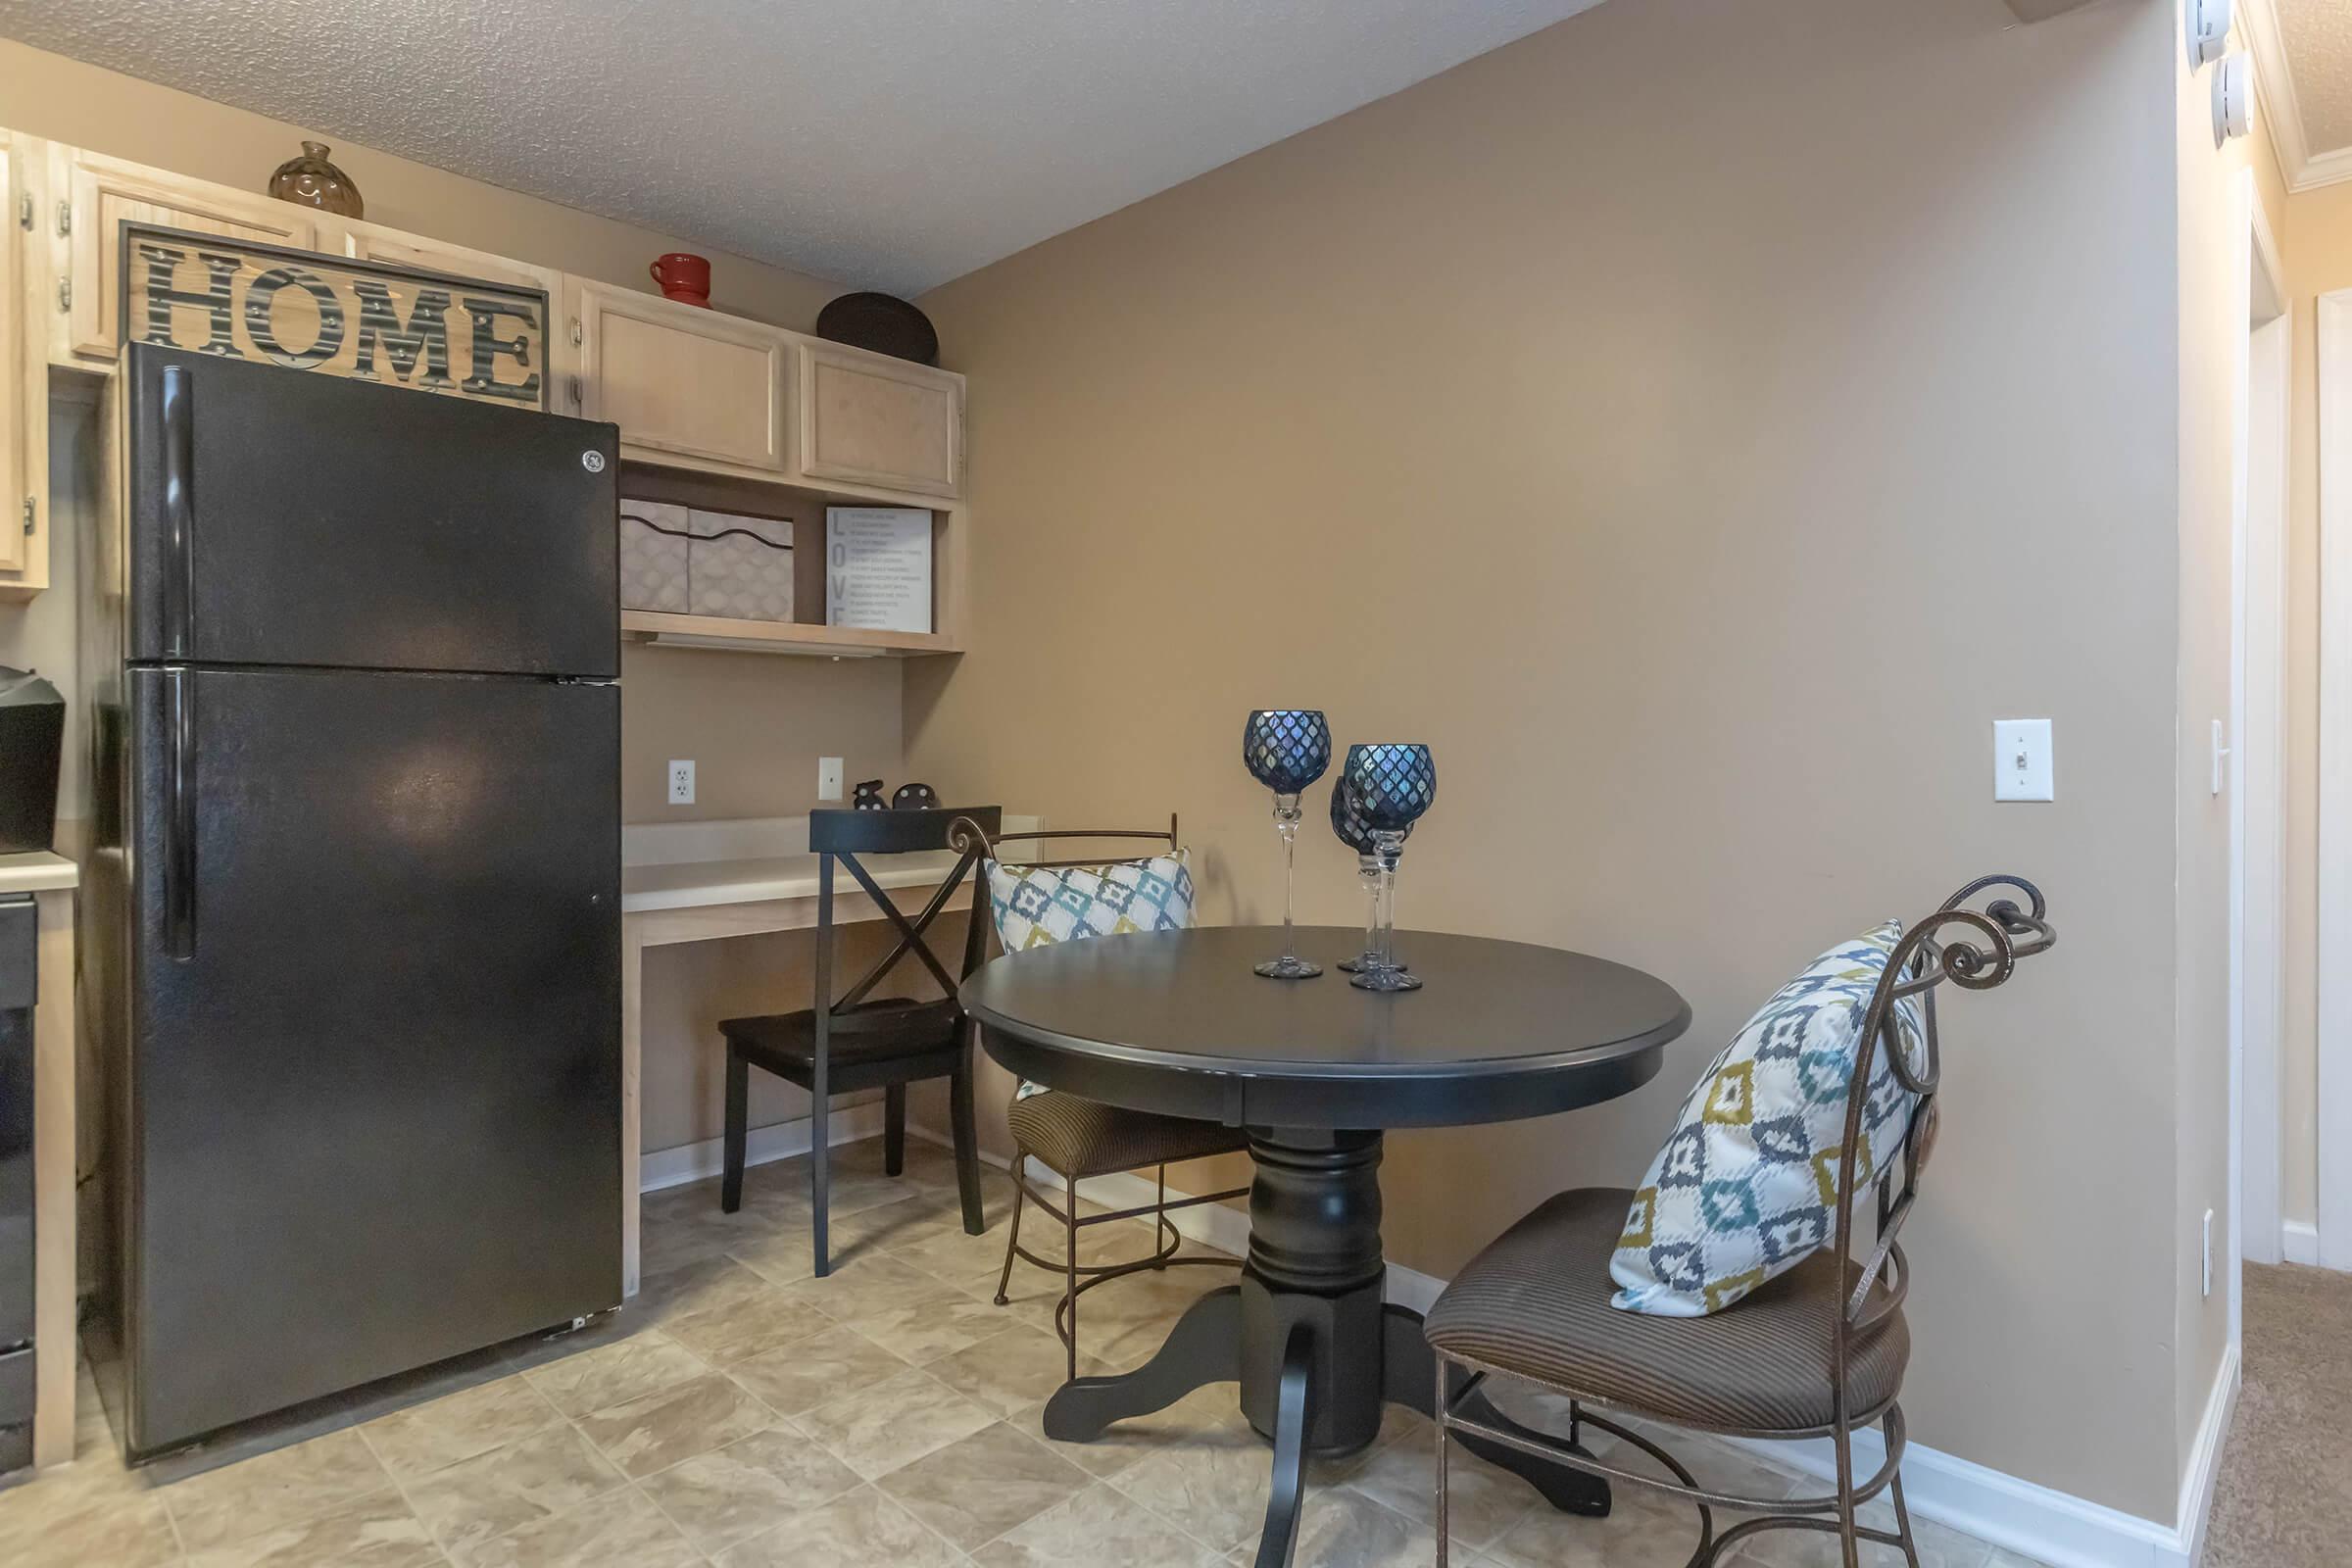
left=795, top=344, right=962, bottom=500
left=0, top=134, right=24, bottom=579
left=52, top=146, right=318, bottom=365
left=318, top=218, right=563, bottom=298
left=570, top=280, right=788, bottom=476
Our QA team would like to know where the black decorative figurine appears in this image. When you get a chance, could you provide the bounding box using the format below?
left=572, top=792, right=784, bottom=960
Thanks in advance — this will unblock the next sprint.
left=892, top=782, right=940, bottom=809
left=851, top=779, right=888, bottom=810
left=1243, top=710, right=1332, bottom=979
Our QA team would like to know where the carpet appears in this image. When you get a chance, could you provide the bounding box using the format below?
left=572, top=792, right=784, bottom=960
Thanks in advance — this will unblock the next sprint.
left=2203, top=1262, right=2352, bottom=1567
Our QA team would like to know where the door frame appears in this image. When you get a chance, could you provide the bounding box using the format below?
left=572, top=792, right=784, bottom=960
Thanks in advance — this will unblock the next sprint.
left=2237, top=179, right=2289, bottom=1280
left=2320, top=278, right=2352, bottom=1271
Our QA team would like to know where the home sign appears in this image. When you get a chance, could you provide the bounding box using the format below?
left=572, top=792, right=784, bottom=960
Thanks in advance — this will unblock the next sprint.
left=122, top=223, right=549, bottom=409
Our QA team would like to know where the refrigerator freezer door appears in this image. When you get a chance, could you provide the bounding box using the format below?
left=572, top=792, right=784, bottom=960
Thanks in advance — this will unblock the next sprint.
left=121, top=665, right=619, bottom=1455
left=125, top=344, right=618, bottom=679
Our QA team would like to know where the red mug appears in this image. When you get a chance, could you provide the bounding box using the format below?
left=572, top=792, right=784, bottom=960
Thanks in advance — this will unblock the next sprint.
left=649, top=253, right=710, bottom=307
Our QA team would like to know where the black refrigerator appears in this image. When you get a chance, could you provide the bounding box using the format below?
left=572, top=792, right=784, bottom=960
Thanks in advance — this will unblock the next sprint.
left=87, top=343, right=623, bottom=1459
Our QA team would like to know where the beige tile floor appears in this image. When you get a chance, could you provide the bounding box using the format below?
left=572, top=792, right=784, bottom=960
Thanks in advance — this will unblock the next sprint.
left=0, top=1136, right=2047, bottom=1567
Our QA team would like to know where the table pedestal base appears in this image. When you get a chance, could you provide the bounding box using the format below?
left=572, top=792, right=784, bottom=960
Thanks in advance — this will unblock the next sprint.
left=1039, top=1130, right=1609, bottom=1568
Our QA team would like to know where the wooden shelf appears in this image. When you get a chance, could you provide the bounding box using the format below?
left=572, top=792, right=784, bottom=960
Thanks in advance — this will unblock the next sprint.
left=620, top=610, right=960, bottom=658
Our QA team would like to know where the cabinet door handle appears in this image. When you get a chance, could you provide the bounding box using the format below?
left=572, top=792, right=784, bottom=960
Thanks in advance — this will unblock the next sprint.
left=163, top=666, right=197, bottom=961
left=161, top=364, right=196, bottom=657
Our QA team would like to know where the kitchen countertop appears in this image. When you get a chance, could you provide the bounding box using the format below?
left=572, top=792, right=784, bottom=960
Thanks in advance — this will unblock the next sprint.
left=0, top=851, right=78, bottom=895
left=623, top=849, right=969, bottom=913
left=619, top=814, right=1034, bottom=915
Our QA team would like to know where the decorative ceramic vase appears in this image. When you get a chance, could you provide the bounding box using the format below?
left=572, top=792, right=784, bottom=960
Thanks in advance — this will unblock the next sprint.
left=268, top=142, right=363, bottom=218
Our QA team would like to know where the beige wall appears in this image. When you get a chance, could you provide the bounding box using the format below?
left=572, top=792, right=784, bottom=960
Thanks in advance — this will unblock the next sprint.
left=2169, top=0, right=2289, bottom=1467
left=620, top=646, right=906, bottom=823
left=2278, top=180, right=2352, bottom=1227
left=626, top=646, right=917, bottom=1159
left=912, top=0, right=2192, bottom=1521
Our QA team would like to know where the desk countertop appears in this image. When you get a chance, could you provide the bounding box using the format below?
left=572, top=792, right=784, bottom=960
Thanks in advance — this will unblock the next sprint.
left=0, top=851, right=78, bottom=895
left=622, top=849, right=969, bottom=914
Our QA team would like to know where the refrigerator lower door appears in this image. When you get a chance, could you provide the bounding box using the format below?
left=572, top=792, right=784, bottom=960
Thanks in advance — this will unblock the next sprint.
left=122, top=665, right=619, bottom=1456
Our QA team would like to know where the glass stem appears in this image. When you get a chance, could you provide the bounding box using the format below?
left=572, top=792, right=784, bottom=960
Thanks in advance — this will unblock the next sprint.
left=1372, top=830, right=1404, bottom=972
left=1358, top=855, right=1381, bottom=964
left=1274, top=793, right=1302, bottom=961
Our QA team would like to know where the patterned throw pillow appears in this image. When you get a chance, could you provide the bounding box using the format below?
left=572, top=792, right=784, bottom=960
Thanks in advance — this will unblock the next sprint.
left=985, top=852, right=1196, bottom=1101
left=1609, top=921, right=1927, bottom=1317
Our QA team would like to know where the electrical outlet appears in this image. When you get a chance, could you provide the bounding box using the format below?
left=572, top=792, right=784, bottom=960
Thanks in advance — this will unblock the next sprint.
left=667, top=760, right=695, bottom=806
left=1992, top=719, right=2054, bottom=802
left=817, top=757, right=844, bottom=802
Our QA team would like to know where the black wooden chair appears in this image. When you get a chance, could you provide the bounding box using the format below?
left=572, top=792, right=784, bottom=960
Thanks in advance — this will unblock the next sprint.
left=717, top=806, right=1002, bottom=1278
left=1424, top=876, right=2055, bottom=1568
left=949, top=815, right=1250, bottom=1379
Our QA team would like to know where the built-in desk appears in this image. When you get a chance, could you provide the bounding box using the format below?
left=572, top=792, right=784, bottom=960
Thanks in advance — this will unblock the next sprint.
left=618, top=815, right=1030, bottom=1294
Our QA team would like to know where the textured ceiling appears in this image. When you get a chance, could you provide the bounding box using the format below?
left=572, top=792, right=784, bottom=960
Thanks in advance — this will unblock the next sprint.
left=2276, top=0, right=2352, bottom=157
left=0, top=0, right=1603, bottom=294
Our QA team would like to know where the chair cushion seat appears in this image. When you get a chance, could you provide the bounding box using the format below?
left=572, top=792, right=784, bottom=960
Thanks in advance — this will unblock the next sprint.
left=1426, top=1187, right=1908, bottom=1435
left=1010, top=1090, right=1250, bottom=1179
left=719, top=998, right=958, bottom=1070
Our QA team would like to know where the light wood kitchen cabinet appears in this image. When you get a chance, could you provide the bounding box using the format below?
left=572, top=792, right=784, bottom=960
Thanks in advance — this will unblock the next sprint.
left=0, top=131, right=45, bottom=595
left=794, top=343, right=962, bottom=500
left=318, top=217, right=564, bottom=300
left=0, top=131, right=969, bottom=610
left=568, top=279, right=788, bottom=476
left=47, top=144, right=318, bottom=366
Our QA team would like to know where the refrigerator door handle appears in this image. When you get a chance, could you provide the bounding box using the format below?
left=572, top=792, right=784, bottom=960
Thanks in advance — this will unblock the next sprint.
left=164, top=666, right=197, bottom=960
left=161, top=364, right=195, bottom=658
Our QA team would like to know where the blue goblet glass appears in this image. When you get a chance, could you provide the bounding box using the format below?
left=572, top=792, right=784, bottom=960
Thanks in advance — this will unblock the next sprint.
left=1343, top=744, right=1436, bottom=992
left=1243, top=710, right=1332, bottom=979
left=1331, top=777, right=1411, bottom=974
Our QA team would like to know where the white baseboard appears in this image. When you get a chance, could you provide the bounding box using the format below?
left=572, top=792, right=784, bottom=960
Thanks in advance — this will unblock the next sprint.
left=639, top=1102, right=886, bottom=1194
left=1722, top=1345, right=2236, bottom=1568
left=1038, top=1163, right=2234, bottom=1568
left=2175, top=1347, right=2240, bottom=1568
left=2282, top=1218, right=2322, bottom=1265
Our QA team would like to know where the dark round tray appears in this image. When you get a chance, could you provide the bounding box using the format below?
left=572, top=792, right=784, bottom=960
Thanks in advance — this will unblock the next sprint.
left=815, top=292, right=939, bottom=366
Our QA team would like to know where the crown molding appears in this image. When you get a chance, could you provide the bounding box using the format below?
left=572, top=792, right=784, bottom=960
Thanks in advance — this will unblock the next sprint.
left=2239, top=0, right=2352, bottom=192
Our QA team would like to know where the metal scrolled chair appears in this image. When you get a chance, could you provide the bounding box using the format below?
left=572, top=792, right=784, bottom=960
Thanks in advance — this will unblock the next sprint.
left=1424, top=876, right=2055, bottom=1568
left=950, top=813, right=1250, bottom=1381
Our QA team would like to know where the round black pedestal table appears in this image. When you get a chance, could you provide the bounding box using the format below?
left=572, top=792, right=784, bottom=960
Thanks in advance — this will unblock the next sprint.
left=961, top=925, right=1690, bottom=1568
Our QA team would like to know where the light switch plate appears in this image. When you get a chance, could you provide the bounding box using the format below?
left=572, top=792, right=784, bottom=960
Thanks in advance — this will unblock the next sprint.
left=1993, top=719, right=2053, bottom=802
left=667, top=760, right=695, bottom=806
left=818, top=757, right=844, bottom=802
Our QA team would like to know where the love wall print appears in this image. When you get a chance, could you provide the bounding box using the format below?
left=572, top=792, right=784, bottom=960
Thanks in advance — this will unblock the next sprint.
left=122, top=223, right=548, bottom=409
